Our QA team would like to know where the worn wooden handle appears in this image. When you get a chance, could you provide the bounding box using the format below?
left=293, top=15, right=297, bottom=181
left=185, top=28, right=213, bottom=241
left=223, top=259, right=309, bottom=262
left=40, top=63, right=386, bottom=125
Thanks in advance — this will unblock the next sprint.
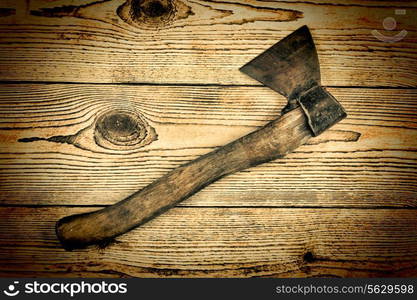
left=56, top=107, right=312, bottom=250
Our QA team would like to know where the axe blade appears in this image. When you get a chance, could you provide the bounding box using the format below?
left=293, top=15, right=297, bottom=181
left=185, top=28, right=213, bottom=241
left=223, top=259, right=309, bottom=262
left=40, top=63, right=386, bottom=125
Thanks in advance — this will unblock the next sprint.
left=240, top=25, right=346, bottom=136
left=240, top=25, right=321, bottom=99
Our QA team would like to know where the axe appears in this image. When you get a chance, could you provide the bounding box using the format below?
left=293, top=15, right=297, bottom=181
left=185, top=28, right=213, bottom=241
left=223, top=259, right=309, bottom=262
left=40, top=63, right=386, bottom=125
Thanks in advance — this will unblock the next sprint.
left=56, top=26, right=346, bottom=250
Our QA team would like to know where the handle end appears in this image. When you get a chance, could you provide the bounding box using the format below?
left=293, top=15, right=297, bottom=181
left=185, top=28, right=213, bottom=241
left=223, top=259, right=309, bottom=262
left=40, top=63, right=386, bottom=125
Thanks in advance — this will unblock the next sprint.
left=56, top=213, right=100, bottom=251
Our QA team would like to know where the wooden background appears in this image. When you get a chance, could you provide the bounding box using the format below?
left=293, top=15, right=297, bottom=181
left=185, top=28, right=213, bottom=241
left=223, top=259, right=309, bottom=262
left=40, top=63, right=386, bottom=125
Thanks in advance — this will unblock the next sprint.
left=0, top=0, right=416, bottom=277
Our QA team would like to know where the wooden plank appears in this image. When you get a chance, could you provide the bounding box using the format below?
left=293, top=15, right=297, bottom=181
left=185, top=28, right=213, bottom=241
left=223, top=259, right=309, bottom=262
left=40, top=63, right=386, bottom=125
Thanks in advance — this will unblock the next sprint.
left=0, top=84, right=416, bottom=206
left=0, top=0, right=416, bottom=86
left=0, top=206, right=416, bottom=277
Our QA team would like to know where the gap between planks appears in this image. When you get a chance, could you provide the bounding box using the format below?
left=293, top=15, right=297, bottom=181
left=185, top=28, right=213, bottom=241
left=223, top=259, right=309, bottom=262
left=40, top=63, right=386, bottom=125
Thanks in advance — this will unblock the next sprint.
left=0, top=81, right=416, bottom=90
left=1, top=204, right=417, bottom=209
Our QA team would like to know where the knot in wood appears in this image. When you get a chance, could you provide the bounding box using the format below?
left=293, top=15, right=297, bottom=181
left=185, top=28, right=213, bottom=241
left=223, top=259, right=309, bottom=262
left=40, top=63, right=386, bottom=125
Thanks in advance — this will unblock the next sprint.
left=134, top=0, right=171, bottom=18
left=117, top=0, right=193, bottom=29
left=303, top=251, right=315, bottom=263
left=94, top=109, right=156, bottom=151
left=125, top=0, right=175, bottom=28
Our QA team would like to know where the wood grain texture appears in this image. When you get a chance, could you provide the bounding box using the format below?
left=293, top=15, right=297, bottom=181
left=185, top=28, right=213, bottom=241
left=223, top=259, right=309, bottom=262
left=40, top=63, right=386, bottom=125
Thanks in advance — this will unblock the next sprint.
left=0, top=84, right=416, bottom=207
left=1, top=206, right=416, bottom=277
left=0, top=0, right=416, bottom=86
left=1, top=0, right=416, bottom=278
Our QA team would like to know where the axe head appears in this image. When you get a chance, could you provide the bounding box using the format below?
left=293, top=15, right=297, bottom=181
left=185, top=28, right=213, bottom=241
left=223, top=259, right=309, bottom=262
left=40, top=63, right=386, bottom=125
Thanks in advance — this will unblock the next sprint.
left=240, top=25, right=346, bottom=136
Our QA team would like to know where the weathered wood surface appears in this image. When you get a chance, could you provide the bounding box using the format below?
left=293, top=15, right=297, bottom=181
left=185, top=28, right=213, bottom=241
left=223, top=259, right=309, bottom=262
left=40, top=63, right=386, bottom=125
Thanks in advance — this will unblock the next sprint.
left=0, top=0, right=416, bottom=278
left=0, top=84, right=416, bottom=207
left=1, top=206, right=417, bottom=277
left=0, top=0, right=416, bottom=86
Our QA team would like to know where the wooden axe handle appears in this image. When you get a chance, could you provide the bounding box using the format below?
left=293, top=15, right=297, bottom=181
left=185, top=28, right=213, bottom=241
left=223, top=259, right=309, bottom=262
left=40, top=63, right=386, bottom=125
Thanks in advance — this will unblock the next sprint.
left=56, top=107, right=312, bottom=250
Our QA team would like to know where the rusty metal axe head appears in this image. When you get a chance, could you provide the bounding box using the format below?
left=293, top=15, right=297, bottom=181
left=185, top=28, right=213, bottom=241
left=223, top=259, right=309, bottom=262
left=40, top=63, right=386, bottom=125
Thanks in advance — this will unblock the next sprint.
left=240, top=25, right=346, bottom=136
